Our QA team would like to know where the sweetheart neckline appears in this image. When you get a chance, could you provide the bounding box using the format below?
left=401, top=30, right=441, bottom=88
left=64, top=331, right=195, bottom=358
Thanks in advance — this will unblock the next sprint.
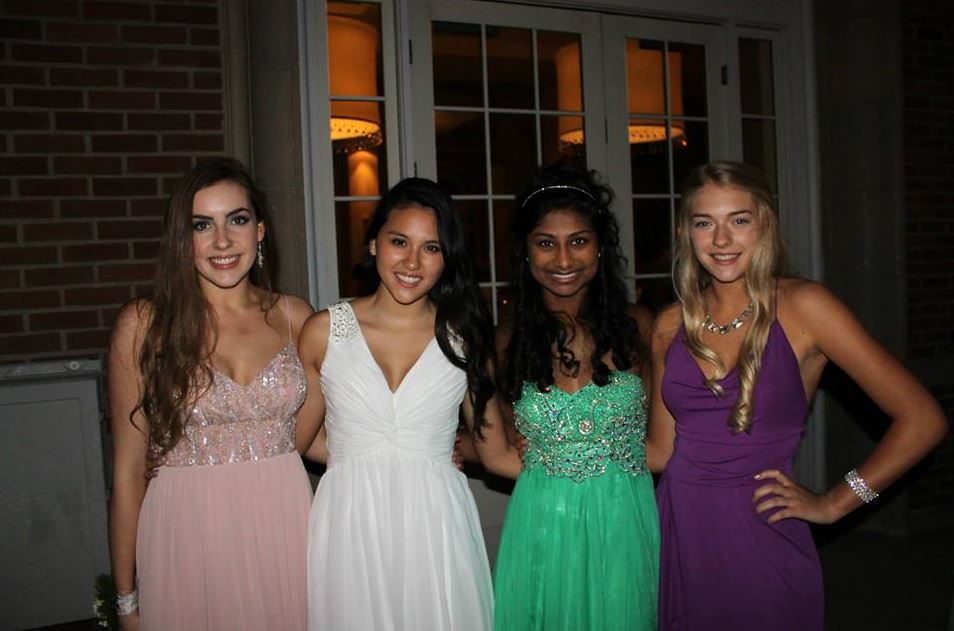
left=212, top=341, right=295, bottom=388
left=526, top=370, right=639, bottom=397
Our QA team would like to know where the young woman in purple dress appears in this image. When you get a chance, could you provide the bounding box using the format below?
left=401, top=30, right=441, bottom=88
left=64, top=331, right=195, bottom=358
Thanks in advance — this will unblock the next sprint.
left=647, top=160, right=948, bottom=630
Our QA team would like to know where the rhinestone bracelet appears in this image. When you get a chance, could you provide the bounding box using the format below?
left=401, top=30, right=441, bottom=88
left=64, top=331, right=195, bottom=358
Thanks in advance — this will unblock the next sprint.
left=117, top=588, right=139, bottom=616
left=844, top=468, right=879, bottom=503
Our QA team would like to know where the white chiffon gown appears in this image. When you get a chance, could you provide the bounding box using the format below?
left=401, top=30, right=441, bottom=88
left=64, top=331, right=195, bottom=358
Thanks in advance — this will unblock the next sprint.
left=307, top=301, right=494, bottom=631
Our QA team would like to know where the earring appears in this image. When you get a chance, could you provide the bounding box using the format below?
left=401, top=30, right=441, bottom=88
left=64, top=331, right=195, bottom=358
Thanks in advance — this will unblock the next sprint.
left=257, top=241, right=264, bottom=268
left=369, top=241, right=377, bottom=256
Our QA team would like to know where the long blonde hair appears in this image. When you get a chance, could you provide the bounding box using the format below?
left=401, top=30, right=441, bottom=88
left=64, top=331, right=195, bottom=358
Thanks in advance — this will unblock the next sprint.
left=673, top=161, right=787, bottom=433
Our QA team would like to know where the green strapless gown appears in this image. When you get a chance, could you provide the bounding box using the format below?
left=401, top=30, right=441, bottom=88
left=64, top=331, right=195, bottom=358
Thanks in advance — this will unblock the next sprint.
left=493, top=371, right=659, bottom=631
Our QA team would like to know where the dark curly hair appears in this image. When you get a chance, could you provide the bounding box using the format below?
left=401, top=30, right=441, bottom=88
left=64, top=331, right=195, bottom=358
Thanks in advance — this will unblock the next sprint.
left=501, top=164, right=641, bottom=402
left=362, top=178, right=497, bottom=432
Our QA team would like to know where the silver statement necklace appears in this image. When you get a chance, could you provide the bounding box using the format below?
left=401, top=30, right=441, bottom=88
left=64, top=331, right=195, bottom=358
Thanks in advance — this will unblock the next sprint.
left=703, top=302, right=754, bottom=335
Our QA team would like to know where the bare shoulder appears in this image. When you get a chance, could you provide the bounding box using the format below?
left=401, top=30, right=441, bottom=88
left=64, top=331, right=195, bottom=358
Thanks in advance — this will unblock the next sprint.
left=109, top=298, right=153, bottom=371
left=777, top=277, right=843, bottom=320
left=277, top=292, right=315, bottom=336
left=626, top=303, right=654, bottom=337
left=111, top=298, right=152, bottom=342
left=282, top=293, right=315, bottom=318
left=494, top=321, right=513, bottom=356
left=298, top=307, right=332, bottom=370
left=300, top=307, right=331, bottom=342
left=776, top=277, right=867, bottom=356
left=652, top=302, right=683, bottom=349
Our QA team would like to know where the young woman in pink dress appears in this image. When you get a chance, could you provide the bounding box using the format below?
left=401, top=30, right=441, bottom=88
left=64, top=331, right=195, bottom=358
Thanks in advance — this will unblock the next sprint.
left=108, top=158, right=314, bottom=630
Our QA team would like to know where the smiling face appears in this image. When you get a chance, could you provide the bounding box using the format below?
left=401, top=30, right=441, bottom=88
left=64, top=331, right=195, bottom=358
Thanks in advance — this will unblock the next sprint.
left=191, top=180, right=264, bottom=292
left=370, top=204, right=445, bottom=306
left=527, top=207, right=599, bottom=305
left=687, top=183, right=761, bottom=285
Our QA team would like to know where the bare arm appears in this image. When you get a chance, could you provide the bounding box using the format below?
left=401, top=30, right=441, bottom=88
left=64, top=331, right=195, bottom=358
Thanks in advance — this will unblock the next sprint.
left=630, top=303, right=655, bottom=351
left=462, top=391, right=523, bottom=479
left=296, top=309, right=329, bottom=455
left=646, top=305, right=680, bottom=473
left=455, top=427, right=479, bottom=463
left=754, top=281, right=948, bottom=523
left=283, top=293, right=315, bottom=346
left=107, top=300, right=151, bottom=626
left=490, top=324, right=527, bottom=455
left=305, top=425, right=329, bottom=464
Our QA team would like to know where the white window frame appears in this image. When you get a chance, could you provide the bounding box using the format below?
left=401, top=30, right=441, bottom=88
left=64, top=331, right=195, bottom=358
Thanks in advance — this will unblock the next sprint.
left=299, top=0, right=404, bottom=308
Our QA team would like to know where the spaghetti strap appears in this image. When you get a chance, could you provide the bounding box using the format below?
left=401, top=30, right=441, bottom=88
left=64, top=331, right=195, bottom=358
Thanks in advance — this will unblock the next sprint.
left=282, top=294, right=293, bottom=344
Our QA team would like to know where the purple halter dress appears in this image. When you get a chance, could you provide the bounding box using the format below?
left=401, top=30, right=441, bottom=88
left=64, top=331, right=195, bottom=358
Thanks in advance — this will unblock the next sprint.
left=656, top=320, right=823, bottom=630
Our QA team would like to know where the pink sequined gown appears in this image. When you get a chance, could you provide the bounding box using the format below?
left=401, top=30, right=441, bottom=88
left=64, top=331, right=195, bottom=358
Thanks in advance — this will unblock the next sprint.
left=136, top=330, right=312, bottom=630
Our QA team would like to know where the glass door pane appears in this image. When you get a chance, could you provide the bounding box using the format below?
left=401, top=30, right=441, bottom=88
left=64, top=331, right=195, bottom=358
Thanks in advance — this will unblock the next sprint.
left=428, top=11, right=599, bottom=323
left=327, top=1, right=391, bottom=298
left=739, top=37, right=779, bottom=197
left=602, top=18, right=727, bottom=313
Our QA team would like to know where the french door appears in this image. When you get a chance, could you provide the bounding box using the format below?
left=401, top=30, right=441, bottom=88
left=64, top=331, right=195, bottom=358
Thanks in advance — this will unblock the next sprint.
left=409, top=1, right=605, bottom=322
left=301, top=0, right=822, bottom=509
left=410, top=2, right=731, bottom=316
left=602, top=18, right=728, bottom=310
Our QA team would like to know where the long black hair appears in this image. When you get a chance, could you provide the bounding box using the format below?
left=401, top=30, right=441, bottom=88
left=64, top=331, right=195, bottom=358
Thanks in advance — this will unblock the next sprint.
left=501, top=164, right=641, bottom=402
left=363, top=178, right=496, bottom=431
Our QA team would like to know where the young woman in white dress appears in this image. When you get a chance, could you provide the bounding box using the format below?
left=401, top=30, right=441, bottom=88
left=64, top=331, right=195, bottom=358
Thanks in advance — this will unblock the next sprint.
left=296, top=178, right=522, bottom=631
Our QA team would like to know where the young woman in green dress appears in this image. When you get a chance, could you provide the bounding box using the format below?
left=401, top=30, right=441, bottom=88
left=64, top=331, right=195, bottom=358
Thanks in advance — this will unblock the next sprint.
left=493, top=164, right=659, bottom=630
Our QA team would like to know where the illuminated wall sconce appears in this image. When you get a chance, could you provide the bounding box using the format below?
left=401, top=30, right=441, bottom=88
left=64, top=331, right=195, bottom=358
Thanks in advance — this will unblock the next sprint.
left=326, top=6, right=385, bottom=292
left=558, top=40, right=685, bottom=147
left=328, top=14, right=383, bottom=154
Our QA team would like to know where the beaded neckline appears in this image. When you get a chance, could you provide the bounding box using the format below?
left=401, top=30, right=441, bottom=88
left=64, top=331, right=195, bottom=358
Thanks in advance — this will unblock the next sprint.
left=516, top=371, right=648, bottom=481
left=543, top=370, right=639, bottom=397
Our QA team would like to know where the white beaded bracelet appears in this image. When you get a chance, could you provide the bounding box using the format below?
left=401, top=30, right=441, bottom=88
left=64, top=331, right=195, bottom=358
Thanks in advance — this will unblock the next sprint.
left=117, top=588, right=139, bottom=616
left=844, top=468, right=879, bottom=503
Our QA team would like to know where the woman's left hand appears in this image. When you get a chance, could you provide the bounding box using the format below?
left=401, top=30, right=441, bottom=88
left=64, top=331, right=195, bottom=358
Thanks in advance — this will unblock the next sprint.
left=143, top=446, right=162, bottom=483
left=452, top=435, right=465, bottom=471
left=752, top=469, right=838, bottom=525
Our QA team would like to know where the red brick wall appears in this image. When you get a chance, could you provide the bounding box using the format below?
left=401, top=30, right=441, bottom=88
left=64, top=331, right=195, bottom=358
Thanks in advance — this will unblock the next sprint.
left=902, top=0, right=954, bottom=524
left=0, top=0, right=226, bottom=362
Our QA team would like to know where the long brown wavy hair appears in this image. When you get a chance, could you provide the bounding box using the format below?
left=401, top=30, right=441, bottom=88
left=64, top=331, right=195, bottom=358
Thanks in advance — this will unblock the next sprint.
left=135, top=157, right=276, bottom=453
left=673, top=161, right=787, bottom=433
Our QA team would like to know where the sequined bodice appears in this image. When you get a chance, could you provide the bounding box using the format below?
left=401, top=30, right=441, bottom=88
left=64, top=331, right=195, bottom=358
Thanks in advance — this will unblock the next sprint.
left=514, top=371, right=649, bottom=482
left=161, top=343, right=306, bottom=467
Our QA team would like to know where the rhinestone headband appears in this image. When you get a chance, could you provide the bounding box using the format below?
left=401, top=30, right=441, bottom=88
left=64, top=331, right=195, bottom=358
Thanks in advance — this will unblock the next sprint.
left=521, top=184, right=597, bottom=208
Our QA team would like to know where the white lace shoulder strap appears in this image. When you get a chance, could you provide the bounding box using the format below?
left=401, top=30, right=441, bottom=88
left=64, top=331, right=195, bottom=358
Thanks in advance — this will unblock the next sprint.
left=327, top=301, right=360, bottom=344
